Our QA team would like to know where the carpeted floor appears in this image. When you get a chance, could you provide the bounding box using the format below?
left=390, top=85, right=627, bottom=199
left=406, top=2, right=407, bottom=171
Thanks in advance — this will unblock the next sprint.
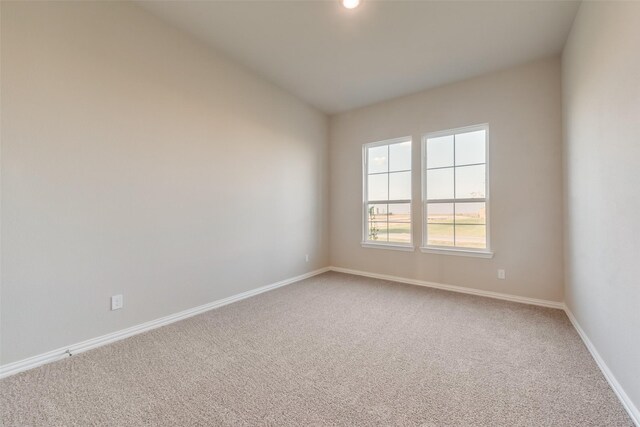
left=0, top=272, right=633, bottom=426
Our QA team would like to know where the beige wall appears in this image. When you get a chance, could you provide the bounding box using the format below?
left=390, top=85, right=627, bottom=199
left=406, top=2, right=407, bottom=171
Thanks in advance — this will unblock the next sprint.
left=0, top=1, right=328, bottom=364
left=562, top=1, right=640, bottom=415
left=330, top=57, right=564, bottom=302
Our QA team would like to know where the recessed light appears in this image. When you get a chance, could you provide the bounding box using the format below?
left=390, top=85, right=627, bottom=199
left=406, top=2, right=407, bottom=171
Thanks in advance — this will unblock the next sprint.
left=342, top=0, right=360, bottom=10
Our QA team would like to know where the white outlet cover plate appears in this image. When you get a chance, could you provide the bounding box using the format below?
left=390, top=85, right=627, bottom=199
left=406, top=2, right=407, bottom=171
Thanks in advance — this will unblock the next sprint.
left=111, top=294, right=123, bottom=310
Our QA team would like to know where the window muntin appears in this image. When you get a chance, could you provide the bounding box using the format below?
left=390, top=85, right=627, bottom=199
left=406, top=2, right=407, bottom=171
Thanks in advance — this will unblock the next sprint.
left=423, top=125, right=489, bottom=251
left=363, top=137, right=412, bottom=246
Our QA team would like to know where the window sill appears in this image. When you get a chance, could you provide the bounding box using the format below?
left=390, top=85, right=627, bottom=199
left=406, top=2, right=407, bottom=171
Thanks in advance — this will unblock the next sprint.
left=361, top=242, right=415, bottom=252
left=419, top=247, right=494, bottom=258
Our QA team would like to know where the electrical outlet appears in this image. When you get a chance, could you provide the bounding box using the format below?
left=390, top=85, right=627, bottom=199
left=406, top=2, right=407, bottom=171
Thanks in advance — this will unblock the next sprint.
left=111, top=294, right=123, bottom=311
left=497, top=269, right=506, bottom=280
left=305, top=254, right=310, bottom=262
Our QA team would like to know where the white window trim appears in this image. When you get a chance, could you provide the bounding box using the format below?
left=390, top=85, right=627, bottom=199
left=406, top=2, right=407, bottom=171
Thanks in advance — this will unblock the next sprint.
left=361, top=242, right=416, bottom=252
left=420, top=124, right=493, bottom=258
left=362, top=136, right=414, bottom=250
left=419, top=246, right=493, bottom=258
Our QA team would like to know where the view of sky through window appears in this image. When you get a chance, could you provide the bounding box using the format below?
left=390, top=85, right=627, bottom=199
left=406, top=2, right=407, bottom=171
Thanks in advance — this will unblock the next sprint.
left=364, top=139, right=412, bottom=245
left=424, top=128, right=488, bottom=250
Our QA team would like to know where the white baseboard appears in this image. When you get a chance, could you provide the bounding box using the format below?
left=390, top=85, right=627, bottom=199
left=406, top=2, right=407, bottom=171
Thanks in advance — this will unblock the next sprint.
left=329, top=266, right=564, bottom=309
left=564, top=307, right=640, bottom=426
left=3, top=265, right=637, bottom=426
left=0, top=267, right=330, bottom=379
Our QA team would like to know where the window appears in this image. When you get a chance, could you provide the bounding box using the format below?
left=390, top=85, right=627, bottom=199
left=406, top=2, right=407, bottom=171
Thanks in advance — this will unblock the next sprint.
left=362, top=137, right=412, bottom=249
left=422, top=124, right=491, bottom=256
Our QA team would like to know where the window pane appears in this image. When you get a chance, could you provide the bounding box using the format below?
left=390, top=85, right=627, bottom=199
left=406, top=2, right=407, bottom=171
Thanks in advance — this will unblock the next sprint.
left=367, top=221, right=387, bottom=242
left=368, top=145, right=388, bottom=174
left=388, top=203, right=411, bottom=223
left=455, top=202, right=486, bottom=224
left=367, top=204, right=388, bottom=223
left=454, top=224, right=486, bottom=249
left=455, top=165, right=485, bottom=199
left=427, top=135, right=454, bottom=169
left=455, top=130, right=486, bottom=166
left=368, top=173, right=388, bottom=201
left=389, top=141, right=411, bottom=172
left=426, top=168, right=454, bottom=200
left=388, top=223, right=411, bottom=244
left=427, top=203, right=453, bottom=224
left=389, top=171, right=411, bottom=200
left=427, top=224, right=454, bottom=247
left=364, top=138, right=413, bottom=246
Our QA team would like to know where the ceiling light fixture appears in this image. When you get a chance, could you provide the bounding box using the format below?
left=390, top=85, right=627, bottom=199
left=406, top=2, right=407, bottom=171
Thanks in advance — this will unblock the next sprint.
left=341, top=0, right=360, bottom=10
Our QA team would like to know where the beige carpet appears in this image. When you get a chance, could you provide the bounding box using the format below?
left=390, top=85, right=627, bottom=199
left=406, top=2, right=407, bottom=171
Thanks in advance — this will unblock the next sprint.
left=0, top=272, right=633, bottom=426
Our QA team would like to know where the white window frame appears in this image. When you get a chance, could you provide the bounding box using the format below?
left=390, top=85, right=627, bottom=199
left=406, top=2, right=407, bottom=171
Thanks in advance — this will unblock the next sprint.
left=421, top=124, right=493, bottom=258
left=361, top=136, right=414, bottom=251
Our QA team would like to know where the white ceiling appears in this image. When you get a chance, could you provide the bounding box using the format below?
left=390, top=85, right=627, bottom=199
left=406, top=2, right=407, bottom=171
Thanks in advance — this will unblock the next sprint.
left=139, top=1, right=580, bottom=114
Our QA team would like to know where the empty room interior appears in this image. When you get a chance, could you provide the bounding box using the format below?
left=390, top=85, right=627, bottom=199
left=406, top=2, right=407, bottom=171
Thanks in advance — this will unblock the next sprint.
left=1, top=0, right=639, bottom=425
